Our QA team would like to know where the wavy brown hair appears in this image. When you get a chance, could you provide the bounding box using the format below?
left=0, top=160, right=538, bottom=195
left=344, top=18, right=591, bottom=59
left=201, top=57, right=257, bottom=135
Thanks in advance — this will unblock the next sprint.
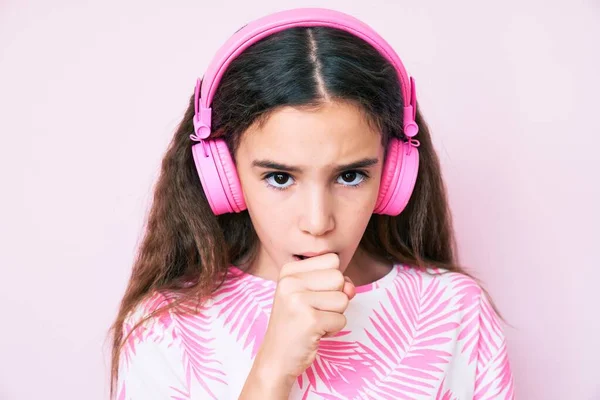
left=108, top=26, right=491, bottom=398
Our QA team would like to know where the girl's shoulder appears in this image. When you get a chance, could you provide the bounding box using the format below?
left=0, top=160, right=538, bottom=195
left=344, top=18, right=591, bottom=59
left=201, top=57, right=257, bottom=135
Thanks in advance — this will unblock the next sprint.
left=397, top=264, right=485, bottom=298
left=121, top=290, right=179, bottom=345
left=120, top=268, right=260, bottom=343
left=393, top=264, right=493, bottom=321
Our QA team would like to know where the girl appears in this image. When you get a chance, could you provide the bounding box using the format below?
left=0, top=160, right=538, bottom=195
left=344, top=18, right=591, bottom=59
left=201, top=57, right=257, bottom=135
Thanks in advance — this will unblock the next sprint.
left=109, top=7, right=514, bottom=400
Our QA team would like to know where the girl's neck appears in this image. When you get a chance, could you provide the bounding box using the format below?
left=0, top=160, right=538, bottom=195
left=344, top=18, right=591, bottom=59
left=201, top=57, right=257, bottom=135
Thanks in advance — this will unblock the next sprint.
left=344, top=248, right=394, bottom=287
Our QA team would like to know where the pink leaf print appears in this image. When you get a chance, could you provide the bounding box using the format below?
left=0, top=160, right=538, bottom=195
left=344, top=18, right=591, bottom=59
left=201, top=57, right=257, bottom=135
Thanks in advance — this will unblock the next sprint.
left=171, top=300, right=227, bottom=400
left=310, top=392, right=347, bottom=399
left=473, top=296, right=515, bottom=400
left=451, top=273, right=484, bottom=364
left=213, top=268, right=274, bottom=357
left=435, top=378, right=458, bottom=400
left=358, top=268, right=460, bottom=399
left=120, top=292, right=174, bottom=369
left=168, top=386, right=191, bottom=400
left=452, top=274, right=514, bottom=399
left=119, top=292, right=191, bottom=399
left=117, top=382, right=126, bottom=400
left=473, top=341, right=514, bottom=400
left=474, top=293, right=504, bottom=367
left=296, top=331, right=379, bottom=398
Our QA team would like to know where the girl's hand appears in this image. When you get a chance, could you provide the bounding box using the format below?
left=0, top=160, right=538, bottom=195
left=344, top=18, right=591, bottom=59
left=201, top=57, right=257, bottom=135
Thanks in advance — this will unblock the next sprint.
left=252, top=253, right=355, bottom=382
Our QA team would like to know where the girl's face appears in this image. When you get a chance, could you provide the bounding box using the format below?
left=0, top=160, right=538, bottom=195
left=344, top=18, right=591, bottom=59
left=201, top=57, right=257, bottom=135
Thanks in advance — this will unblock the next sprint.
left=235, top=100, right=385, bottom=279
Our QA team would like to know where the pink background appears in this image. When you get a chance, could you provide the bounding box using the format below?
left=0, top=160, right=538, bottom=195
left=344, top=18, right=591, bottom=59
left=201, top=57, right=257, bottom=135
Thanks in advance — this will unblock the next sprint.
left=1, top=1, right=598, bottom=399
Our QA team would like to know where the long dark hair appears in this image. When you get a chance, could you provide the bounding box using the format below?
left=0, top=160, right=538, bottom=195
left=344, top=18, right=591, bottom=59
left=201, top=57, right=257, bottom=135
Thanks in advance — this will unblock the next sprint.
left=108, top=26, right=484, bottom=398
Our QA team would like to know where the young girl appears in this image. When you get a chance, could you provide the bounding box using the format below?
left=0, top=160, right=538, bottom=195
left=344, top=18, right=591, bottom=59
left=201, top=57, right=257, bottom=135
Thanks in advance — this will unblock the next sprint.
left=109, top=7, right=514, bottom=400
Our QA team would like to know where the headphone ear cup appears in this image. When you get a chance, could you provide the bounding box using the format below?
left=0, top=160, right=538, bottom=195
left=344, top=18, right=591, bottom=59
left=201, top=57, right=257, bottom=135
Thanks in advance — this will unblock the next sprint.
left=211, top=139, right=246, bottom=213
left=374, top=138, right=419, bottom=216
left=191, top=139, right=246, bottom=215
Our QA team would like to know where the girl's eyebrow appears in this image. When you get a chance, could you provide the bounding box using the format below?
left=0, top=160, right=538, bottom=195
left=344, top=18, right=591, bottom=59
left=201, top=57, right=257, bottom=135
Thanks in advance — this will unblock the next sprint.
left=251, top=157, right=379, bottom=173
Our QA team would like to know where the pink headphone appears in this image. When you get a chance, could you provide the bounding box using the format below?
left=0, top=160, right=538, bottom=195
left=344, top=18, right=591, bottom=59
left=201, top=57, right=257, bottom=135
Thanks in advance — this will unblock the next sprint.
left=190, top=7, right=420, bottom=216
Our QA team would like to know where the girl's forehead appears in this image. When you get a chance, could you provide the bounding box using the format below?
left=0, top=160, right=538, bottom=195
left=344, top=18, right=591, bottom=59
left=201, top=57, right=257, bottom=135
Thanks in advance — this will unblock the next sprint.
left=241, top=102, right=380, bottom=146
left=237, top=102, right=383, bottom=170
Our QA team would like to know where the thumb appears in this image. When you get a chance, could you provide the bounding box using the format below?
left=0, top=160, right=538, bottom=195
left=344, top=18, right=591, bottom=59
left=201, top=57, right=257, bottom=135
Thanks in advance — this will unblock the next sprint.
left=343, top=276, right=356, bottom=300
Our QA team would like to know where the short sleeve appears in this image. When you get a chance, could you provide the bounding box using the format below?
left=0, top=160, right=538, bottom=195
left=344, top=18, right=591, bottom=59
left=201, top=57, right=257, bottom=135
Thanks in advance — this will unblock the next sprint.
left=115, top=294, right=189, bottom=400
left=473, top=293, right=515, bottom=400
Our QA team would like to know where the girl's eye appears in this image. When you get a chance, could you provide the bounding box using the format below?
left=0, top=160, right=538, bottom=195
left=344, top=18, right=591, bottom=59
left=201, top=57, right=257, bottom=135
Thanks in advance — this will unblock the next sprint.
left=337, top=171, right=366, bottom=187
left=264, top=170, right=369, bottom=191
left=265, top=173, right=294, bottom=190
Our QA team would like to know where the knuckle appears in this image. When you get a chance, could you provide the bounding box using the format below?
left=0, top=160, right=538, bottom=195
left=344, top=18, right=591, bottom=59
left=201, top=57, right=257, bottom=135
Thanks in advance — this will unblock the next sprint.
left=287, top=291, right=305, bottom=309
left=335, top=292, right=350, bottom=308
left=330, top=270, right=345, bottom=288
left=337, top=313, right=347, bottom=328
left=277, top=275, right=297, bottom=295
left=328, top=252, right=340, bottom=266
left=307, top=309, right=320, bottom=329
left=280, top=263, right=293, bottom=276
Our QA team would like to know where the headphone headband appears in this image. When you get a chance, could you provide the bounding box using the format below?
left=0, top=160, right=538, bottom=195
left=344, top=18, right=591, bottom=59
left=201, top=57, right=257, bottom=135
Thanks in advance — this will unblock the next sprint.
left=191, top=7, right=418, bottom=142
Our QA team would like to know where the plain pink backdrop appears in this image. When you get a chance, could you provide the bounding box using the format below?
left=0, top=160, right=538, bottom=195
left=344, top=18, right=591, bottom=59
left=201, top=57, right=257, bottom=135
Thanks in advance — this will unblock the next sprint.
left=1, top=1, right=598, bottom=399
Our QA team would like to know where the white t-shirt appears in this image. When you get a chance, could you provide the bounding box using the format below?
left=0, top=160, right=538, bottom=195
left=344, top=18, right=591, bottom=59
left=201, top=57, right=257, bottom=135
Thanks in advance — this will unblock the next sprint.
left=116, top=264, right=514, bottom=399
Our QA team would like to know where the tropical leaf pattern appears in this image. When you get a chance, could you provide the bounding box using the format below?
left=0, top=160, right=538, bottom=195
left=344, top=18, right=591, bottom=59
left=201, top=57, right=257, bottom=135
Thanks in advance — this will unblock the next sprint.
left=117, top=264, right=514, bottom=399
left=297, top=330, right=379, bottom=398
left=212, top=267, right=275, bottom=357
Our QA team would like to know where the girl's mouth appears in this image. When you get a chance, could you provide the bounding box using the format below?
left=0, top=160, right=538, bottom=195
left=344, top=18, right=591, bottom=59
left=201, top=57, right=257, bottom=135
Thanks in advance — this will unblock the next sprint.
left=293, top=252, right=337, bottom=261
